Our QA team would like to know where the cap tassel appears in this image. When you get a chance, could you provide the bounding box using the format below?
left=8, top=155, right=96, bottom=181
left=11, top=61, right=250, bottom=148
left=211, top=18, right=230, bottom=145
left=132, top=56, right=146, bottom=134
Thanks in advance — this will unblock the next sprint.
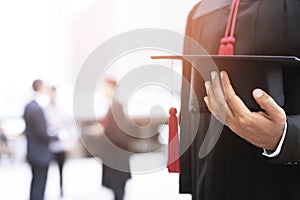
left=218, top=37, right=227, bottom=55
left=225, top=36, right=236, bottom=55
left=218, top=0, right=240, bottom=56
left=167, top=108, right=180, bottom=173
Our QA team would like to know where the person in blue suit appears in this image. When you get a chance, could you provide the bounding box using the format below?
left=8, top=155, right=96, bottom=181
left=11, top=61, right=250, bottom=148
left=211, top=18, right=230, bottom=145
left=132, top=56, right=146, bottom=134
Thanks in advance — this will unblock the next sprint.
left=23, top=79, right=57, bottom=200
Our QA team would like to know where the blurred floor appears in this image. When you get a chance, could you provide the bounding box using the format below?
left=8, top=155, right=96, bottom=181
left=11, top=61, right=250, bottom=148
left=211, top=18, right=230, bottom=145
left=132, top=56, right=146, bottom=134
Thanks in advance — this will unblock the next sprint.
left=0, top=154, right=191, bottom=200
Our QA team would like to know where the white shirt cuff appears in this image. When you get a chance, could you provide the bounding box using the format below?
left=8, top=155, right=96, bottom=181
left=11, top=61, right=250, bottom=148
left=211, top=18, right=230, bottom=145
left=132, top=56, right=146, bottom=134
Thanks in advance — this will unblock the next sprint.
left=262, top=122, right=287, bottom=158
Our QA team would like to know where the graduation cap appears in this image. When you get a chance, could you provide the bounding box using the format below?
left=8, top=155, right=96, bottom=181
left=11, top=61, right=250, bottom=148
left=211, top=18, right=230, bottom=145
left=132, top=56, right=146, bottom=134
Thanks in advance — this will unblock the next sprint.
left=152, top=54, right=300, bottom=172
left=153, top=55, right=300, bottom=109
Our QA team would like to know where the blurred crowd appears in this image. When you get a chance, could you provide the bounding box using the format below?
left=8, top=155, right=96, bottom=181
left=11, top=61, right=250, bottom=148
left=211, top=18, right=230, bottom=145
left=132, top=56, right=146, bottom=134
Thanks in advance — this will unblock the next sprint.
left=0, top=78, right=166, bottom=200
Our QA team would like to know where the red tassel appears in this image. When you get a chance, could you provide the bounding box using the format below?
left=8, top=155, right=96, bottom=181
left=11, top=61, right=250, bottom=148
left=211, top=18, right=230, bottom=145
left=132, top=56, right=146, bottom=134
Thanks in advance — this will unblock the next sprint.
left=167, top=108, right=180, bottom=173
left=218, top=37, right=227, bottom=55
left=225, top=36, right=236, bottom=55
left=218, top=0, right=240, bottom=56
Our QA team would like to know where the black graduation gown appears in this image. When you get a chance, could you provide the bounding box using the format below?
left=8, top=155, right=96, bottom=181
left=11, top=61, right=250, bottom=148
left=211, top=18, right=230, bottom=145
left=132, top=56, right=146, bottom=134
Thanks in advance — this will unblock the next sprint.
left=179, top=0, right=300, bottom=200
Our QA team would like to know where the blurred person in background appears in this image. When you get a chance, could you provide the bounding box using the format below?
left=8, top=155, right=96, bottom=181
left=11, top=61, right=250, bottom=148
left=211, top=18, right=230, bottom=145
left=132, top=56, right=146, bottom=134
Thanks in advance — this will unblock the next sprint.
left=45, top=86, right=68, bottom=198
left=23, top=79, right=57, bottom=200
left=0, top=127, right=9, bottom=163
left=99, top=79, right=137, bottom=200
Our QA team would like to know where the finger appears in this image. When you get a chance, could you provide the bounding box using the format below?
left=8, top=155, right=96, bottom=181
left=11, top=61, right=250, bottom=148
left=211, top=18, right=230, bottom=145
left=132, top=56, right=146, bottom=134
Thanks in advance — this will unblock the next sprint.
left=204, top=96, right=212, bottom=111
left=205, top=81, right=218, bottom=110
left=211, top=71, right=238, bottom=122
left=204, top=95, right=232, bottom=126
left=211, top=71, right=226, bottom=106
left=204, top=95, right=225, bottom=122
left=252, top=89, right=286, bottom=122
left=205, top=81, right=224, bottom=120
left=205, top=79, right=234, bottom=124
left=220, top=71, right=250, bottom=115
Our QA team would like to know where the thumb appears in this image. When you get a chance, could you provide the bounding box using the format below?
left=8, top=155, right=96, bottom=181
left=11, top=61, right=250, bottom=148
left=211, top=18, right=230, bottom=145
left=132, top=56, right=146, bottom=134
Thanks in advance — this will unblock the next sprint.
left=252, top=89, right=285, bottom=121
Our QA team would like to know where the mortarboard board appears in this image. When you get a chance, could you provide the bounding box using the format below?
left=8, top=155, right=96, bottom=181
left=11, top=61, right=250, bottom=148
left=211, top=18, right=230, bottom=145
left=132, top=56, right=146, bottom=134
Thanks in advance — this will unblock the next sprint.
left=152, top=55, right=300, bottom=111
left=152, top=54, right=300, bottom=160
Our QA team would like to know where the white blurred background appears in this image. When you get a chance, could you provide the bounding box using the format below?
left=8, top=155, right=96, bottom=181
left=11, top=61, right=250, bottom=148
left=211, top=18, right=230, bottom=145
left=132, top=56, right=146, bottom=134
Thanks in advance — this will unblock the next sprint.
left=0, top=0, right=199, bottom=199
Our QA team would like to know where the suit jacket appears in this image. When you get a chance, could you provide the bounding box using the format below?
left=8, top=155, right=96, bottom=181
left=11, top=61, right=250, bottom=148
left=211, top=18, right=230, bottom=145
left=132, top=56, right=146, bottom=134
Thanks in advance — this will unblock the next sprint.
left=23, top=100, right=54, bottom=166
left=179, top=0, right=300, bottom=199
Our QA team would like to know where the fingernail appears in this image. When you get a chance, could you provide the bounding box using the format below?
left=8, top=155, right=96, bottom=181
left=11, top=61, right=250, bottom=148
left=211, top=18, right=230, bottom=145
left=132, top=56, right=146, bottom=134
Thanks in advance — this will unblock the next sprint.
left=253, top=89, right=263, bottom=98
left=211, top=71, right=216, bottom=80
left=220, top=71, right=224, bottom=79
left=205, top=82, right=209, bottom=92
left=204, top=97, right=208, bottom=105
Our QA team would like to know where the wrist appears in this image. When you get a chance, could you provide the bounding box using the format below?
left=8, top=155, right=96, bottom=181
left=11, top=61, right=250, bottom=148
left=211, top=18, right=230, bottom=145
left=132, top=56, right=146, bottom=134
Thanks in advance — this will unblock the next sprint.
left=263, top=122, right=287, bottom=158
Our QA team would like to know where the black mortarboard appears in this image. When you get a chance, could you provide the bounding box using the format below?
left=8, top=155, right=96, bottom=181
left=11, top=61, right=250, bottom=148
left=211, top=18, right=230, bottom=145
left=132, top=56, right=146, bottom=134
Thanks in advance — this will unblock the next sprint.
left=152, top=55, right=300, bottom=111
